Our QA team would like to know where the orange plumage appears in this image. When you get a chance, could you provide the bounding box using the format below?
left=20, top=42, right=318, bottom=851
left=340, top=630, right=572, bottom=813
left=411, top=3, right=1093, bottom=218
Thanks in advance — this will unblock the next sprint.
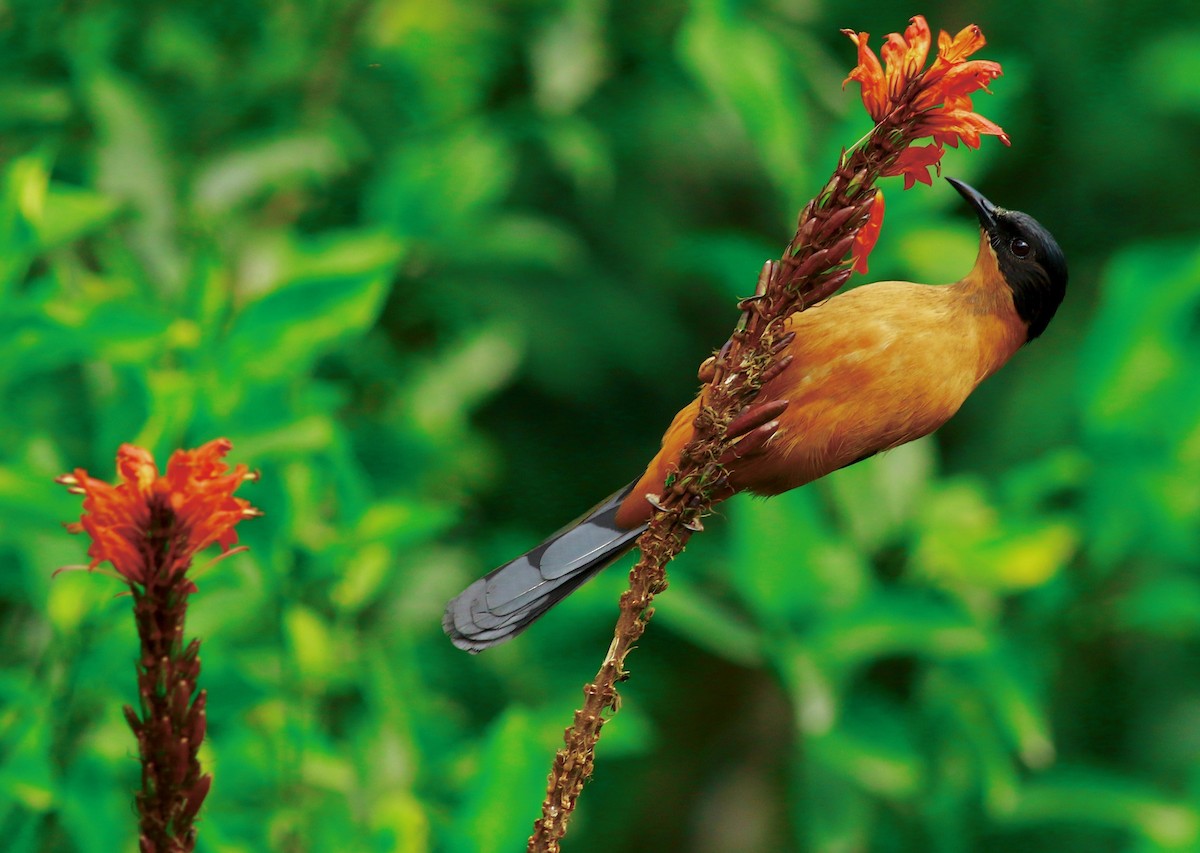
left=615, top=231, right=1027, bottom=527
left=444, top=178, right=1068, bottom=652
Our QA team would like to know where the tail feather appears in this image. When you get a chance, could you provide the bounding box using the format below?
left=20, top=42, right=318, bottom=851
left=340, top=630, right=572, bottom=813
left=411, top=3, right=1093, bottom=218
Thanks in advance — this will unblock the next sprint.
left=443, top=481, right=646, bottom=652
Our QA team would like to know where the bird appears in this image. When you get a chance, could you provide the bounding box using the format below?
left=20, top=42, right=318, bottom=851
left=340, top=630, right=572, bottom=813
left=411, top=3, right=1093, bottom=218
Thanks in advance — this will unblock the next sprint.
left=444, top=177, right=1068, bottom=652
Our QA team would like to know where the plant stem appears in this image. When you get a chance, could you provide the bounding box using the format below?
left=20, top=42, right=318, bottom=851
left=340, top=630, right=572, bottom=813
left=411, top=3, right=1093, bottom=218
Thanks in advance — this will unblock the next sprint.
left=125, top=504, right=211, bottom=853
left=527, top=97, right=925, bottom=853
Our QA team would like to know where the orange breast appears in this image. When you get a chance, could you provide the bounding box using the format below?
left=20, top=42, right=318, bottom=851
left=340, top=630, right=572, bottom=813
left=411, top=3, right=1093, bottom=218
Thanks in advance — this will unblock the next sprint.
left=614, top=278, right=1026, bottom=529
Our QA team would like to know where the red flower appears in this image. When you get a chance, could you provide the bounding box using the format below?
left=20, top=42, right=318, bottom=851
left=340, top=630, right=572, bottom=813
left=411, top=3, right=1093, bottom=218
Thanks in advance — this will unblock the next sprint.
left=935, top=24, right=987, bottom=65
left=919, top=108, right=1010, bottom=150
left=842, top=16, right=1009, bottom=188
left=59, top=439, right=258, bottom=584
left=850, top=190, right=885, bottom=275
left=843, top=30, right=887, bottom=122
left=883, top=144, right=945, bottom=189
left=914, top=61, right=1005, bottom=113
left=879, top=15, right=931, bottom=102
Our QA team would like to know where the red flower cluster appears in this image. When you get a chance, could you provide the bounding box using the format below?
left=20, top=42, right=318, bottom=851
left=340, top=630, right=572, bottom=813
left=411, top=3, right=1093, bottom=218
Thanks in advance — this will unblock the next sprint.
left=59, top=439, right=258, bottom=584
left=843, top=16, right=1009, bottom=190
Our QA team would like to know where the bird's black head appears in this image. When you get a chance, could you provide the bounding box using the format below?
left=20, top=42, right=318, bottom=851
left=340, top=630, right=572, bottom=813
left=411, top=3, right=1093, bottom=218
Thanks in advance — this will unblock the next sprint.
left=946, top=177, right=1068, bottom=341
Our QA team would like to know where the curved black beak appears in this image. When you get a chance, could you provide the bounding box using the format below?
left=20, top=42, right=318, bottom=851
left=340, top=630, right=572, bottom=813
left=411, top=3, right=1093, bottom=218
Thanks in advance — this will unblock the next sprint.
left=946, top=176, right=998, bottom=233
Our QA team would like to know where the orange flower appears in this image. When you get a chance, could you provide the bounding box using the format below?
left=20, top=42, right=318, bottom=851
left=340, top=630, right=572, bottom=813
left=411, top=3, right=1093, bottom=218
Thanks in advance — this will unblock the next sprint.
left=882, top=145, right=945, bottom=189
left=919, top=108, right=1010, bottom=149
left=880, top=15, right=931, bottom=101
left=842, top=29, right=887, bottom=121
left=850, top=190, right=885, bottom=275
left=914, top=60, right=1005, bottom=112
left=59, top=439, right=258, bottom=584
left=842, top=16, right=1009, bottom=183
left=926, top=24, right=989, bottom=79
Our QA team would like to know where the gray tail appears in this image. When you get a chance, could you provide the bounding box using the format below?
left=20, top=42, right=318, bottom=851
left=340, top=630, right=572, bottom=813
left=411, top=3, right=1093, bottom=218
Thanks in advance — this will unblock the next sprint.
left=443, top=481, right=646, bottom=653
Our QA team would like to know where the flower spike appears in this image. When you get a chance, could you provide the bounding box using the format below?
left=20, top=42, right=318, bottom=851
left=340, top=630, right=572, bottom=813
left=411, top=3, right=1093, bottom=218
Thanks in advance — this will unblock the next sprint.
left=58, top=439, right=258, bottom=852
left=842, top=15, right=1009, bottom=191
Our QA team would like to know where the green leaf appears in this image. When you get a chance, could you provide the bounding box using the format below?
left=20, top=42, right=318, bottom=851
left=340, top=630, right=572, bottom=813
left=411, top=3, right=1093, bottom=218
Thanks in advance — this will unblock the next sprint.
left=448, top=708, right=560, bottom=853
left=36, top=183, right=122, bottom=250
left=824, top=438, right=936, bottom=552
left=1080, top=241, right=1200, bottom=434
left=913, top=479, right=1077, bottom=592
left=192, top=130, right=357, bottom=216
left=809, top=707, right=923, bottom=799
left=529, top=1, right=609, bottom=115
left=1115, top=573, right=1200, bottom=638
left=899, top=226, right=982, bottom=286
left=1002, top=770, right=1200, bottom=851
left=656, top=583, right=764, bottom=667
left=1134, top=31, right=1200, bottom=114
left=678, top=0, right=812, bottom=205
left=221, top=231, right=404, bottom=378
left=0, top=152, right=48, bottom=293
left=729, top=487, right=869, bottom=629
left=0, top=702, right=54, bottom=812
left=366, top=124, right=515, bottom=239
left=284, top=606, right=351, bottom=685
left=810, top=593, right=990, bottom=670
left=404, top=323, right=523, bottom=437
left=82, top=69, right=183, bottom=291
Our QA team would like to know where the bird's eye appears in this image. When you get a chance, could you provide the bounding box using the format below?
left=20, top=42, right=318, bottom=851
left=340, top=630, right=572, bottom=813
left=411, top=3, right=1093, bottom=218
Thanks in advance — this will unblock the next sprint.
left=1011, top=238, right=1031, bottom=258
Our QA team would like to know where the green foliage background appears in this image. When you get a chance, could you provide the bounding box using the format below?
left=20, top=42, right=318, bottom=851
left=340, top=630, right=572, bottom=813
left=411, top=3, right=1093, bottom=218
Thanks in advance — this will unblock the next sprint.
left=2, top=0, right=1199, bottom=850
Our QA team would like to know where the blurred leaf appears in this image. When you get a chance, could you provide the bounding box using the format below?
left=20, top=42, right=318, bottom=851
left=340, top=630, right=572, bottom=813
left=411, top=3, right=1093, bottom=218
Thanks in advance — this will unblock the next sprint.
left=405, top=324, right=523, bottom=437
left=284, top=606, right=344, bottom=684
left=0, top=698, right=54, bottom=812
left=81, top=69, right=182, bottom=291
left=678, top=0, right=812, bottom=205
left=898, top=226, right=981, bottom=285
left=824, top=438, right=936, bottom=552
left=656, top=583, right=764, bottom=667
left=36, top=183, right=122, bottom=250
left=730, top=487, right=869, bottom=629
left=810, top=593, right=989, bottom=670
left=0, top=465, right=74, bottom=526
left=45, top=571, right=97, bottom=636
left=366, top=124, right=514, bottom=239
left=0, top=152, right=47, bottom=292
left=0, top=80, right=72, bottom=125
left=221, top=232, right=404, bottom=378
left=448, top=708, right=559, bottom=853
left=1116, top=574, right=1200, bottom=639
left=914, top=479, right=1077, bottom=593
left=1080, top=241, right=1200, bottom=434
left=809, top=705, right=922, bottom=799
left=530, top=0, right=609, bottom=115
left=537, top=118, right=615, bottom=201
left=369, top=790, right=431, bottom=853
left=1003, top=770, right=1200, bottom=851
left=192, top=130, right=356, bottom=216
left=1078, top=240, right=1200, bottom=564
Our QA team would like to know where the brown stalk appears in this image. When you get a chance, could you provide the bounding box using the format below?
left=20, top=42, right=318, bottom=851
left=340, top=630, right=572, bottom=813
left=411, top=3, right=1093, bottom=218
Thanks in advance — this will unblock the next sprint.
left=126, top=502, right=211, bottom=853
left=528, top=79, right=933, bottom=852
